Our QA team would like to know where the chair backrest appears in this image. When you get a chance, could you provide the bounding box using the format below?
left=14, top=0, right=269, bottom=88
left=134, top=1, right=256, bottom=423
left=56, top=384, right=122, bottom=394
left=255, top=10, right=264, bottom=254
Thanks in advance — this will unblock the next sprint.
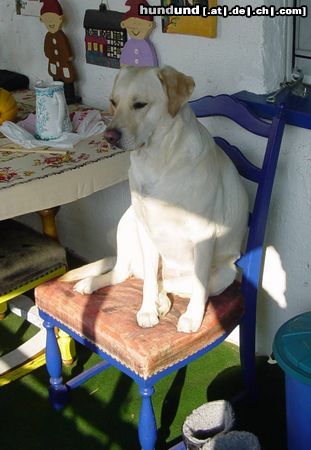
left=189, top=95, right=286, bottom=318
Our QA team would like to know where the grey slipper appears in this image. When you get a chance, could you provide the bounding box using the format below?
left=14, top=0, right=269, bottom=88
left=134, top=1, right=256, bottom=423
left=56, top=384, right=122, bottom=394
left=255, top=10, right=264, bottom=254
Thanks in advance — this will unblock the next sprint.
left=182, top=400, right=235, bottom=449
left=202, top=431, right=261, bottom=450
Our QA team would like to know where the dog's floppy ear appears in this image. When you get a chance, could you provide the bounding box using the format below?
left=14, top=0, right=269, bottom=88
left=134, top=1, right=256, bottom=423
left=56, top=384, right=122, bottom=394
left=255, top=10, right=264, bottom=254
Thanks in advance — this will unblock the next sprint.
left=158, top=66, right=195, bottom=117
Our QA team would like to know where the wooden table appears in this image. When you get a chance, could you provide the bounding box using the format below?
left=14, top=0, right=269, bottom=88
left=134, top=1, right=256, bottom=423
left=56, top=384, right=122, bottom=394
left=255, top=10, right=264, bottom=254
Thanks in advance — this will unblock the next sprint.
left=0, top=90, right=130, bottom=377
left=0, top=90, right=130, bottom=233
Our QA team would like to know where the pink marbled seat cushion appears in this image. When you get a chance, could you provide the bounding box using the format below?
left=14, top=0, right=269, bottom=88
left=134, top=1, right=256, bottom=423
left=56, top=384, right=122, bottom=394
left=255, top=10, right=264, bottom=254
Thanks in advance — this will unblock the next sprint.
left=35, top=278, right=244, bottom=379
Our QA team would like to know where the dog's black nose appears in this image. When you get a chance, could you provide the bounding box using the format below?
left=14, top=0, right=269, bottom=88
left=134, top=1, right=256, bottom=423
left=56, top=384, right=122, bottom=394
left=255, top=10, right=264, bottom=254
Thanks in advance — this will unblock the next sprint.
left=104, top=128, right=121, bottom=146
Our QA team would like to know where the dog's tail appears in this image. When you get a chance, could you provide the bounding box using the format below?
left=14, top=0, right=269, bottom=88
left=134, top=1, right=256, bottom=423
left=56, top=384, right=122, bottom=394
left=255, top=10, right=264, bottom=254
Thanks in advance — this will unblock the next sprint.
left=60, top=256, right=117, bottom=282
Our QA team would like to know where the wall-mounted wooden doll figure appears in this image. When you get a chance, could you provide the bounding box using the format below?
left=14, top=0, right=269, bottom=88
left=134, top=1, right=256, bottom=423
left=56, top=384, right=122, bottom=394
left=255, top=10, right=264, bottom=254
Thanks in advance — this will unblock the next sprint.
left=120, top=0, right=158, bottom=67
left=40, top=0, right=80, bottom=104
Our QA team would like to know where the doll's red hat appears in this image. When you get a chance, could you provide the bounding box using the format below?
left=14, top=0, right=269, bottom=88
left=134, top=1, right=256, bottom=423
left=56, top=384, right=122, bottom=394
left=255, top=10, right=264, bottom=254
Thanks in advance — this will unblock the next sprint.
left=123, top=0, right=153, bottom=22
left=40, top=0, right=63, bottom=15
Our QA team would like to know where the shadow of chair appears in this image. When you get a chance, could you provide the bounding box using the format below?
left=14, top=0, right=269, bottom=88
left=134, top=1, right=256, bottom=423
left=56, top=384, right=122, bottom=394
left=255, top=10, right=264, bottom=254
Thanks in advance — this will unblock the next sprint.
left=0, top=220, right=67, bottom=373
left=34, top=95, right=286, bottom=450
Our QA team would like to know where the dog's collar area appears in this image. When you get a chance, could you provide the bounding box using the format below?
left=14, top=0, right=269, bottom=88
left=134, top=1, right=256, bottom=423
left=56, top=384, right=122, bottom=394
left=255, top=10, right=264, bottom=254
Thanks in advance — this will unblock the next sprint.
left=111, top=142, right=144, bottom=152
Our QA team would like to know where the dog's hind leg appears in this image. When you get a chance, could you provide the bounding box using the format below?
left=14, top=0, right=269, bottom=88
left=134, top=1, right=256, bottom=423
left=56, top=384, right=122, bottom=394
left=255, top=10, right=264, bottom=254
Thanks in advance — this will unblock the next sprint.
left=60, top=257, right=116, bottom=282
left=208, top=261, right=237, bottom=297
left=72, top=251, right=132, bottom=295
left=73, top=206, right=142, bottom=295
left=177, top=236, right=215, bottom=333
left=72, top=267, right=130, bottom=294
left=156, top=290, right=171, bottom=317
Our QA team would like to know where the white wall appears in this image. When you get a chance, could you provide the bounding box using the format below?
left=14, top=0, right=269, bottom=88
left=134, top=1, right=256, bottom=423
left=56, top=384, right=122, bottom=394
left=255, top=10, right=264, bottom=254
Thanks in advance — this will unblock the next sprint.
left=1, top=0, right=284, bottom=100
left=1, top=0, right=310, bottom=355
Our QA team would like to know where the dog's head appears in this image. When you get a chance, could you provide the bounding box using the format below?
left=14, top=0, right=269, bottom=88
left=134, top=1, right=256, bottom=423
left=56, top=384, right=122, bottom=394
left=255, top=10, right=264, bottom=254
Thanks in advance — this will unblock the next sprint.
left=104, top=66, right=195, bottom=151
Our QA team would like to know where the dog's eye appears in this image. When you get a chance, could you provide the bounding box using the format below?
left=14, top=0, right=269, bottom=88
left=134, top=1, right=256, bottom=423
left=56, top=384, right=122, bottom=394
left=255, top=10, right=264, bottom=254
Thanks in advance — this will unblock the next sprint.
left=110, top=99, right=117, bottom=108
left=133, top=102, right=148, bottom=110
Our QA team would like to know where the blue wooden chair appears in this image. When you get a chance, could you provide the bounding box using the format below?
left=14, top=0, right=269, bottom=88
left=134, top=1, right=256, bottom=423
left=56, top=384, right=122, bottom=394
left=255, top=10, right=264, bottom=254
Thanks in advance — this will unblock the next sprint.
left=35, top=95, right=286, bottom=450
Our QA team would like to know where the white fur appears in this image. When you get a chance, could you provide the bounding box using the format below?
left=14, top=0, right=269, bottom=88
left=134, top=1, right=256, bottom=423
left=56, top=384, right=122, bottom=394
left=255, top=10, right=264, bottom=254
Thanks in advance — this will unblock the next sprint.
left=61, top=66, right=249, bottom=333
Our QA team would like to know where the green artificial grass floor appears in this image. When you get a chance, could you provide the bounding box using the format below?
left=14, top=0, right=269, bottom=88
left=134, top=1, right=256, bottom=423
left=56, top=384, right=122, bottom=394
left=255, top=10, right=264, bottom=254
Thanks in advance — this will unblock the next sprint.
left=0, top=308, right=287, bottom=450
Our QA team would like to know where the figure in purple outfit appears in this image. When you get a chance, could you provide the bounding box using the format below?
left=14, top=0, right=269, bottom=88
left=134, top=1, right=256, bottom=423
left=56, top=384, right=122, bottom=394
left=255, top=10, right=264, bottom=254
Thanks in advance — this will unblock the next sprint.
left=120, top=0, right=158, bottom=67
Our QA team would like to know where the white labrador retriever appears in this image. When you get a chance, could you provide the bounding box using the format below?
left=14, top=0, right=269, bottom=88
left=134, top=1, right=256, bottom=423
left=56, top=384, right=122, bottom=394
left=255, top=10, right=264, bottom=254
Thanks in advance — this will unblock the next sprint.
left=61, top=66, right=249, bottom=333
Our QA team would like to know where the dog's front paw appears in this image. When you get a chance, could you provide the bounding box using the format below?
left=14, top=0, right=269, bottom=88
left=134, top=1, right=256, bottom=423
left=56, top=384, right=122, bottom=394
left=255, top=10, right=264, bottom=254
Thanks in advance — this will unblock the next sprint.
left=177, top=312, right=202, bottom=333
left=137, top=309, right=159, bottom=328
left=73, top=277, right=98, bottom=295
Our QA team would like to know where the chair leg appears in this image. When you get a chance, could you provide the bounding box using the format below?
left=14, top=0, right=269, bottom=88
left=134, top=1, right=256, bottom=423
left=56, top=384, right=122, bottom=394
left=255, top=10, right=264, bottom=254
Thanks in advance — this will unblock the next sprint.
left=56, top=328, right=76, bottom=366
left=44, top=320, right=69, bottom=410
left=138, top=386, right=157, bottom=450
left=0, top=301, right=8, bottom=320
left=239, top=315, right=257, bottom=402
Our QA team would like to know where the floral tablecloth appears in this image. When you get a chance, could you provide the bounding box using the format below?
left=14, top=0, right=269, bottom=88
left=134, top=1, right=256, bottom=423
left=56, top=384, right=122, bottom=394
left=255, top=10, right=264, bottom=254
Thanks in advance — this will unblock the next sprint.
left=0, top=90, right=130, bottom=220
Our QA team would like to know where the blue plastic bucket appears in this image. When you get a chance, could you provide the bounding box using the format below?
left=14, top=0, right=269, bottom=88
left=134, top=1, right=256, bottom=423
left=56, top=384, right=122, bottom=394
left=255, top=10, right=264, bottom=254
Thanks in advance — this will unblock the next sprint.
left=273, top=312, right=311, bottom=450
